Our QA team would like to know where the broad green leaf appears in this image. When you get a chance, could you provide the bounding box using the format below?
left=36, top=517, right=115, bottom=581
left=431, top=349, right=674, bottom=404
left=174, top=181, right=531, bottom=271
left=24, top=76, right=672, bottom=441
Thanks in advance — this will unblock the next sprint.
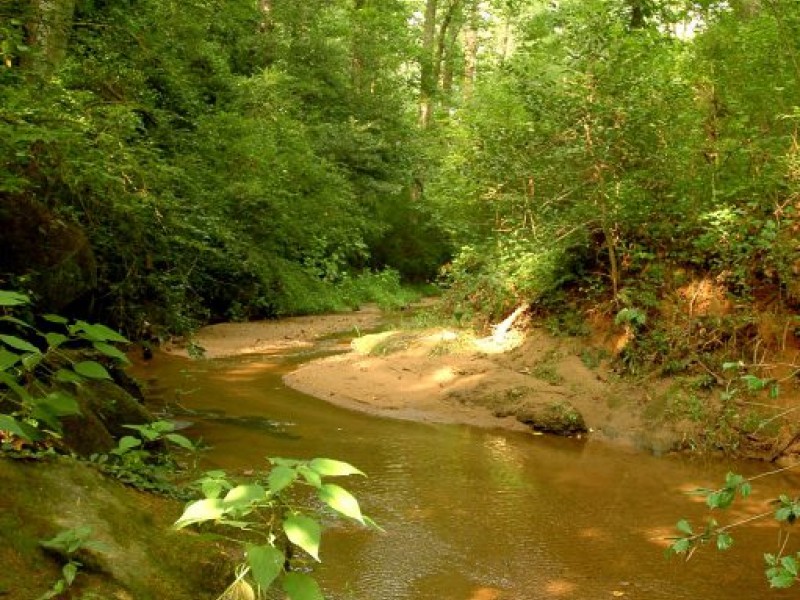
left=93, top=341, right=130, bottom=364
left=165, top=433, right=194, bottom=449
left=309, top=458, right=365, bottom=478
left=21, top=352, right=43, bottom=371
left=0, top=291, right=30, bottom=306
left=676, top=519, right=693, bottom=535
left=0, top=348, right=21, bottom=370
left=0, top=315, right=33, bottom=329
left=37, top=391, right=81, bottom=416
left=0, top=334, right=39, bottom=354
left=111, top=436, right=141, bottom=455
left=223, top=484, right=267, bottom=509
left=42, top=314, right=68, bottom=324
left=282, top=572, right=324, bottom=600
left=45, top=333, right=68, bottom=349
left=73, top=361, right=112, bottom=380
left=0, top=415, right=38, bottom=441
left=319, top=483, right=364, bottom=523
left=283, top=515, right=321, bottom=561
left=174, top=498, right=226, bottom=529
left=246, top=544, right=284, bottom=591
left=298, top=465, right=322, bottom=488
left=72, top=320, right=128, bottom=343
left=62, top=562, right=78, bottom=586
left=0, top=371, right=32, bottom=402
left=55, top=368, right=83, bottom=384
left=268, top=465, right=297, bottom=494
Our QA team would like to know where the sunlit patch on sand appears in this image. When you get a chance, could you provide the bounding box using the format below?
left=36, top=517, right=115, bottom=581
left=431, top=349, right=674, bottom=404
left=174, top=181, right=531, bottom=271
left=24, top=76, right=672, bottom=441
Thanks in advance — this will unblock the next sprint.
left=468, top=586, right=503, bottom=600
left=544, top=579, right=577, bottom=596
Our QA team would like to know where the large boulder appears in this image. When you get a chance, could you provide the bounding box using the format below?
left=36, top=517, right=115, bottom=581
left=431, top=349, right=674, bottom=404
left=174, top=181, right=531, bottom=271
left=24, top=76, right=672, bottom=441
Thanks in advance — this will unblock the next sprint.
left=514, top=400, right=587, bottom=435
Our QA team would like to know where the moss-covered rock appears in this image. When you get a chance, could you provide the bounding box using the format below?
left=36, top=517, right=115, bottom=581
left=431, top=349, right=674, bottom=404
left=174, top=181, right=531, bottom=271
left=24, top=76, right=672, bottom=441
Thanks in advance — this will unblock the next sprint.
left=0, top=457, right=235, bottom=600
left=515, top=400, right=587, bottom=435
left=60, top=379, right=153, bottom=456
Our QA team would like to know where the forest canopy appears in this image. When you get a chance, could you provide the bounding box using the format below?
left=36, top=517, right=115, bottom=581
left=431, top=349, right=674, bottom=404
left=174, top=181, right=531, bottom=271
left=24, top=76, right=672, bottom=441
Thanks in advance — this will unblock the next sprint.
left=1, top=0, right=798, bottom=353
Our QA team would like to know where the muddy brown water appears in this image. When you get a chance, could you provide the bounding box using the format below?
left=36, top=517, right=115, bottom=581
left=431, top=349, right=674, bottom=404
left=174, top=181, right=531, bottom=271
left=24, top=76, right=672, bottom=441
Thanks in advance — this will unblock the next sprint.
left=132, top=347, right=798, bottom=600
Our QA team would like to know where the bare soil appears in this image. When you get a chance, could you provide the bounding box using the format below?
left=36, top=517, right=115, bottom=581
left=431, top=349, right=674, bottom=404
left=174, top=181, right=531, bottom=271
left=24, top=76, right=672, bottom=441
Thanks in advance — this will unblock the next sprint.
left=173, top=305, right=685, bottom=453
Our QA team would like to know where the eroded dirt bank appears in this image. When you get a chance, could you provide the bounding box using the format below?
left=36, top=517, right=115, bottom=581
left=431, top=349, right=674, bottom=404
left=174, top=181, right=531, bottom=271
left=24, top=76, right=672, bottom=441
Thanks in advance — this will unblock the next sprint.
left=174, top=306, right=685, bottom=453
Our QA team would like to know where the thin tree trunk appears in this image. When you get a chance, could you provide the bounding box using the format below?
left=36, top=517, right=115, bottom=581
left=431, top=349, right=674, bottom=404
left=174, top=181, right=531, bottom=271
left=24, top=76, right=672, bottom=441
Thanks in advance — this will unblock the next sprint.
left=462, top=0, right=479, bottom=99
left=419, top=0, right=438, bottom=127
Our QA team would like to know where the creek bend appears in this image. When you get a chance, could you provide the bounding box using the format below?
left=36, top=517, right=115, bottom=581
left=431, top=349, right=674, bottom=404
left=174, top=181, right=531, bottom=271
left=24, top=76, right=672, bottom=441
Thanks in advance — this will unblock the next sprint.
left=133, top=346, right=796, bottom=600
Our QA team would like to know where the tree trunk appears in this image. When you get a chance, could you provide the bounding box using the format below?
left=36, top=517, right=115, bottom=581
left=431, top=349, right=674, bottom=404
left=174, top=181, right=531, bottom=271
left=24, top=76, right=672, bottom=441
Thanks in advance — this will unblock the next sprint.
left=419, top=0, right=438, bottom=127
left=25, top=0, right=76, bottom=73
left=462, top=0, right=479, bottom=99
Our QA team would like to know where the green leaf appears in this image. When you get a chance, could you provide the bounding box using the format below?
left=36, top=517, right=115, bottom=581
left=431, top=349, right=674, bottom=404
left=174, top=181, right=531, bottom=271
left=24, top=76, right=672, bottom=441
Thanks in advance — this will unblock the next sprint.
left=0, top=415, right=40, bottom=441
left=37, top=391, right=81, bottom=417
left=0, top=291, right=30, bottom=306
left=21, top=352, right=42, bottom=371
left=246, top=544, right=284, bottom=591
left=45, top=333, right=68, bottom=349
left=93, top=342, right=130, bottom=364
left=298, top=466, right=323, bottom=488
left=282, top=572, right=324, bottom=600
left=222, top=484, right=267, bottom=509
left=0, top=371, right=32, bottom=402
left=670, top=538, right=692, bottom=554
left=54, top=368, right=83, bottom=384
left=268, top=465, right=297, bottom=494
left=676, top=519, right=693, bottom=535
left=42, top=314, right=68, bottom=325
left=716, top=532, right=733, bottom=551
left=62, top=562, right=79, bottom=586
left=0, top=334, right=39, bottom=354
left=72, top=361, right=112, bottom=380
left=283, top=515, right=321, bottom=561
left=309, top=458, right=365, bottom=478
left=165, top=433, right=194, bottom=449
left=72, top=321, right=128, bottom=343
left=174, top=498, right=226, bottom=529
left=111, top=436, right=141, bottom=455
left=0, top=315, right=34, bottom=329
left=739, top=482, right=752, bottom=498
left=768, top=571, right=796, bottom=589
left=0, top=348, right=21, bottom=370
left=318, top=483, right=364, bottom=523
left=781, top=556, right=799, bottom=577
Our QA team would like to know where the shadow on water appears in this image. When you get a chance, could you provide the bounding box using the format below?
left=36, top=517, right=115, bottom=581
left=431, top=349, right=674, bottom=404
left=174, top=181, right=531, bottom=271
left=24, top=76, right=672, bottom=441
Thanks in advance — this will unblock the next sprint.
left=131, top=350, right=799, bottom=600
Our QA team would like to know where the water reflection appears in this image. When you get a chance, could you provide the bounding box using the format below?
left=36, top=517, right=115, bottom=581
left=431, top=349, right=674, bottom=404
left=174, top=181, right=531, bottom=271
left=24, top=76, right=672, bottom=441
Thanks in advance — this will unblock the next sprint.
left=132, top=352, right=796, bottom=600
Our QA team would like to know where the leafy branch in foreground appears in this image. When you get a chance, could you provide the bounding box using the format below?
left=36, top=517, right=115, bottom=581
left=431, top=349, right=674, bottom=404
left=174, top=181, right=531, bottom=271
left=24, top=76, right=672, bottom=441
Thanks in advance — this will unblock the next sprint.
left=668, top=467, right=800, bottom=588
left=0, top=290, right=131, bottom=447
left=174, top=457, right=380, bottom=600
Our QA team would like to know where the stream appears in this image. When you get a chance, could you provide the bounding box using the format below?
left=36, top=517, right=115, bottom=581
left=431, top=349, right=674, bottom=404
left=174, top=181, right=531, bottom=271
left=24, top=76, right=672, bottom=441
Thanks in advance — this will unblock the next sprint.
left=132, top=343, right=798, bottom=600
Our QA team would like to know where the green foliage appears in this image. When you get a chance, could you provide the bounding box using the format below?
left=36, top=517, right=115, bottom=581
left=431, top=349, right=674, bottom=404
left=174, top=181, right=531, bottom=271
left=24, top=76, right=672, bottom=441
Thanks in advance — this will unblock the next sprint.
left=175, top=457, right=378, bottom=599
left=37, top=526, right=106, bottom=600
left=670, top=469, right=800, bottom=589
left=0, top=291, right=130, bottom=447
left=89, top=420, right=196, bottom=496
